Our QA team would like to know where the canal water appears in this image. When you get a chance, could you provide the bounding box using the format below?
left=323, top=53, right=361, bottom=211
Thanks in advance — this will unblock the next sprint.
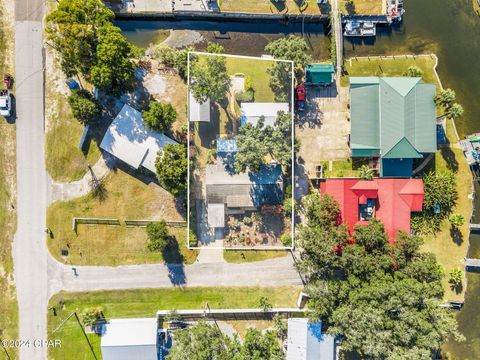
left=118, top=2, right=480, bottom=356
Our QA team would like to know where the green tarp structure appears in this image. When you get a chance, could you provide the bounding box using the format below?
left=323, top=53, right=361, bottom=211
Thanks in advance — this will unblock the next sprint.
left=349, top=76, right=436, bottom=176
left=305, top=63, right=335, bottom=85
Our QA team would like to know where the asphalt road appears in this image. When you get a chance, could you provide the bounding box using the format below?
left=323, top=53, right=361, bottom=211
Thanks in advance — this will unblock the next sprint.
left=13, top=0, right=47, bottom=359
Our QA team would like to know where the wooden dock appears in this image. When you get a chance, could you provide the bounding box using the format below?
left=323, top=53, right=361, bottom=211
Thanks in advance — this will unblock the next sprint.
left=469, top=223, right=480, bottom=230
left=465, top=258, right=480, bottom=269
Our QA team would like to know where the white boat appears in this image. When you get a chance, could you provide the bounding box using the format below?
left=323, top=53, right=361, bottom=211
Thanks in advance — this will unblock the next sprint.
left=344, top=20, right=376, bottom=37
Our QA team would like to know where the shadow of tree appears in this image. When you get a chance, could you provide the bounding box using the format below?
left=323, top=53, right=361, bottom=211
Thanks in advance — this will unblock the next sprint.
left=270, top=0, right=286, bottom=12
left=450, top=282, right=463, bottom=295
left=440, top=145, right=459, bottom=172
left=162, top=237, right=187, bottom=286
left=450, top=226, right=464, bottom=246
left=345, top=0, right=356, bottom=15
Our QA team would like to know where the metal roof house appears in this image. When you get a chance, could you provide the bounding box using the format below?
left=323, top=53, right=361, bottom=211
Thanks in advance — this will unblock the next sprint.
left=101, top=318, right=158, bottom=360
left=100, top=104, right=178, bottom=173
left=240, top=102, right=289, bottom=127
left=320, top=178, right=424, bottom=240
left=189, top=91, right=210, bottom=122
left=205, top=163, right=283, bottom=226
left=286, top=318, right=336, bottom=360
left=305, top=63, right=335, bottom=86
left=349, top=77, right=436, bottom=177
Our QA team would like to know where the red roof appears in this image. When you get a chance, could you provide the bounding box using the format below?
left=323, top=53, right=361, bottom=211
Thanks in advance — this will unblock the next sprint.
left=320, top=178, right=424, bottom=240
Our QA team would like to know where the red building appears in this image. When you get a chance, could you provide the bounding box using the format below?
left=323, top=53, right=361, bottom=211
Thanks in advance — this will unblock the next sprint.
left=320, top=178, right=424, bottom=240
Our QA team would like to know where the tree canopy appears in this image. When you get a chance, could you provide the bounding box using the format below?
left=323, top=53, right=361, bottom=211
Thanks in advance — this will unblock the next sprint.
left=155, top=144, right=188, bottom=197
left=68, top=89, right=101, bottom=124
left=46, top=0, right=135, bottom=94
left=142, top=101, right=177, bottom=132
left=265, top=35, right=312, bottom=70
left=190, top=45, right=230, bottom=103
left=235, top=112, right=294, bottom=173
left=166, top=321, right=282, bottom=360
left=146, top=221, right=171, bottom=252
left=297, top=193, right=463, bottom=359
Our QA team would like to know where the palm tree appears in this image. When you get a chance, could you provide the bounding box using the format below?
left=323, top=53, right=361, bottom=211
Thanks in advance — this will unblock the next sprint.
left=449, top=268, right=463, bottom=288
left=446, top=103, right=464, bottom=120
left=434, top=88, right=456, bottom=109
left=449, top=213, right=465, bottom=228
left=358, top=164, right=374, bottom=180
left=403, top=66, right=423, bottom=78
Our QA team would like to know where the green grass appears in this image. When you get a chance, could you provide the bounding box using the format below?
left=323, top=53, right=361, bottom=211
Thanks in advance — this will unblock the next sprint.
left=339, top=0, right=383, bottom=15
left=219, top=0, right=326, bottom=14
left=342, top=55, right=439, bottom=88
left=223, top=250, right=289, bottom=263
left=45, top=66, right=101, bottom=182
left=48, top=286, right=302, bottom=360
left=420, top=119, right=472, bottom=301
left=321, top=158, right=369, bottom=178
left=0, top=5, right=18, bottom=356
left=47, top=168, right=198, bottom=265
left=225, top=57, right=277, bottom=102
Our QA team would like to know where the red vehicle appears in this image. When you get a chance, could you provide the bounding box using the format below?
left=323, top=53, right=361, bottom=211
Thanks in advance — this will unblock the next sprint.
left=295, top=84, right=306, bottom=111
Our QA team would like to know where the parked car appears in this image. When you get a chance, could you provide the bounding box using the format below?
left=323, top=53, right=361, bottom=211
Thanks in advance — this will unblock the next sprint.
left=295, top=84, right=306, bottom=111
left=0, top=89, right=12, bottom=117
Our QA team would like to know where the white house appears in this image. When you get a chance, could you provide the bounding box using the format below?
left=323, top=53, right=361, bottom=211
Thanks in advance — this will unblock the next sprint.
left=240, top=102, right=289, bottom=127
left=101, top=318, right=158, bottom=360
left=189, top=91, right=210, bottom=122
left=100, top=104, right=178, bottom=173
left=286, top=318, right=336, bottom=360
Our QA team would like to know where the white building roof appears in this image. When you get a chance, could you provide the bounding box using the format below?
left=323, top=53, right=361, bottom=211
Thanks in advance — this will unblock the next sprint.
left=189, top=92, right=210, bottom=122
left=101, top=318, right=158, bottom=360
left=100, top=104, right=178, bottom=173
left=287, top=318, right=335, bottom=360
left=241, top=102, right=289, bottom=127
left=207, top=203, right=225, bottom=228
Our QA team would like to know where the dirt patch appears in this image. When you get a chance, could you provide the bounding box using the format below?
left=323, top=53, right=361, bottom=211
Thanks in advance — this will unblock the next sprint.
left=164, top=30, right=204, bottom=48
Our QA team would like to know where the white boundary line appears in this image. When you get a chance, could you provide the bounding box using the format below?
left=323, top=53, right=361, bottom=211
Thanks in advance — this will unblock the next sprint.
left=186, top=51, right=295, bottom=251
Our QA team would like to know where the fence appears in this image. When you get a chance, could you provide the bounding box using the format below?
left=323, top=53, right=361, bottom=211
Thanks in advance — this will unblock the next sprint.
left=71, top=217, right=120, bottom=231
left=124, top=220, right=187, bottom=228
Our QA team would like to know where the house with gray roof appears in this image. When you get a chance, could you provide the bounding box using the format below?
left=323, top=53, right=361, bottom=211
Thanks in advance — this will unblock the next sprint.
left=349, top=77, right=436, bottom=177
left=205, top=162, right=283, bottom=227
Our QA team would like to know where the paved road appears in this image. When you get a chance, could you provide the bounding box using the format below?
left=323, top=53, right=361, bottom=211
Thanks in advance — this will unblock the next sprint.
left=13, top=0, right=47, bottom=359
left=47, top=255, right=303, bottom=295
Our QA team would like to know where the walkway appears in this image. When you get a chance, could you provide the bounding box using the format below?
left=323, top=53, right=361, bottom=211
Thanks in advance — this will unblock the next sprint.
left=13, top=0, right=47, bottom=359
left=331, top=0, right=343, bottom=69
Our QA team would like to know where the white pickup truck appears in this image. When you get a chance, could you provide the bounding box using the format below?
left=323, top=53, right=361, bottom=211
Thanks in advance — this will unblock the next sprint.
left=0, top=89, right=11, bottom=117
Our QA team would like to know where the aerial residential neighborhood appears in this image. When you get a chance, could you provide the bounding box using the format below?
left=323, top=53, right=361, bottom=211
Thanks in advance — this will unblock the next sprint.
left=1, top=0, right=480, bottom=359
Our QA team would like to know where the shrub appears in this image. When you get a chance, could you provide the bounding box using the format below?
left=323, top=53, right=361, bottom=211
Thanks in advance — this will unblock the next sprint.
left=449, top=213, right=466, bottom=229
left=146, top=221, right=171, bottom=252
left=152, top=44, right=177, bottom=67
left=81, top=307, right=104, bottom=326
left=403, top=66, right=423, bottom=77
left=142, top=101, right=177, bottom=132
left=283, top=197, right=297, bottom=216
left=258, top=296, right=272, bottom=312
left=68, top=89, right=101, bottom=125
left=358, top=164, right=374, bottom=180
left=235, top=89, right=254, bottom=103
left=280, top=234, right=292, bottom=247
left=449, top=268, right=463, bottom=288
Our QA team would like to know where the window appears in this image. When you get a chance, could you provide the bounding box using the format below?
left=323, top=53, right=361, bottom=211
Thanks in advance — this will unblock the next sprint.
left=359, top=198, right=375, bottom=221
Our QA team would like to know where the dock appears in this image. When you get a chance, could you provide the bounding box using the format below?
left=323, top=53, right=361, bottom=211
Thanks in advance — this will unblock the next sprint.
left=469, top=223, right=480, bottom=231
left=465, top=258, right=480, bottom=269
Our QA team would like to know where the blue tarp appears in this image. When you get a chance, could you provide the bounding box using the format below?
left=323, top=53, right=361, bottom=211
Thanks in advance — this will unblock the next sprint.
left=217, top=139, right=238, bottom=153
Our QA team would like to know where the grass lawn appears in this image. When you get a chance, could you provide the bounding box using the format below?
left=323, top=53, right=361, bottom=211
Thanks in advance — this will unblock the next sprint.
left=420, top=119, right=472, bottom=302
left=48, top=286, right=302, bottom=359
left=321, top=158, right=369, bottom=178
left=223, top=250, right=289, bottom=263
left=225, top=57, right=277, bottom=102
left=47, top=168, right=198, bottom=265
left=339, top=0, right=383, bottom=15
left=45, top=52, right=101, bottom=182
left=342, top=55, right=439, bottom=88
left=0, top=3, right=18, bottom=354
left=219, top=0, right=326, bottom=14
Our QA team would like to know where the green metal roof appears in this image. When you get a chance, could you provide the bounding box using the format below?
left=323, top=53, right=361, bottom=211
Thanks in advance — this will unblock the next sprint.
left=350, top=77, right=436, bottom=159
left=305, top=63, right=334, bottom=85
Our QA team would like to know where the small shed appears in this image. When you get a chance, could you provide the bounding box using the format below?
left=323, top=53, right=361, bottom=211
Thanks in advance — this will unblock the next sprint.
left=240, top=102, right=289, bottom=127
left=101, top=318, right=158, bottom=360
left=305, top=63, right=335, bottom=86
left=189, top=91, right=210, bottom=122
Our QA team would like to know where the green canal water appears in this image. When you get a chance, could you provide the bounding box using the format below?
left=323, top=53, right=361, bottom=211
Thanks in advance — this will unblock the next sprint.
left=119, top=2, right=480, bottom=355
